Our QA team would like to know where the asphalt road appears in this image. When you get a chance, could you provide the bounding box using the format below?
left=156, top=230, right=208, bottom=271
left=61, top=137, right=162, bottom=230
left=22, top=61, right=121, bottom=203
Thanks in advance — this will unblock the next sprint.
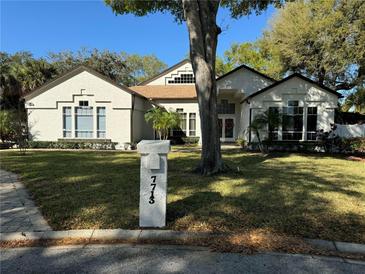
left=1, top=244, right=364, bottom=274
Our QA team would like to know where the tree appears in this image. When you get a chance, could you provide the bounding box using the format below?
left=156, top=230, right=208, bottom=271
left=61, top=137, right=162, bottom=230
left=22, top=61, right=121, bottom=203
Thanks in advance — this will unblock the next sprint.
left=0, top=109, right=28, bottom=152
left=144, top=107, right=181, bottom=140
left=0, top=110, right=15, bottom=142
left=122, top=53, right=168, bottom=85
left=215, top=56, right=233, bottom=77
left=261, top=0, right=365, bottom=91
left=49, top=48, right=167, bottom=86
left=105, top=0, right=284, bottom=175
left=219, top=42, right=284, bottom=79
left=342, top=87, right=365, bottom=114
left=249, top=109, right=282, bottom=153
left=0, top=52, right=56, bottom=110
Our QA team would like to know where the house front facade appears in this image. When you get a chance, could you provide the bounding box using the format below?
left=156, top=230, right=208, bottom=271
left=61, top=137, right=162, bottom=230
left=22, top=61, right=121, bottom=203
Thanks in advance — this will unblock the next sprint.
left=24, top=59, right=341, bottom=148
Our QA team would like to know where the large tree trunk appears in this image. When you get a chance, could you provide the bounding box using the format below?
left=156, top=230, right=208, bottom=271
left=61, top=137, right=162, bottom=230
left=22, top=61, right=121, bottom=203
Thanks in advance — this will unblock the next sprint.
left=182, top=0, right=225, bottom=175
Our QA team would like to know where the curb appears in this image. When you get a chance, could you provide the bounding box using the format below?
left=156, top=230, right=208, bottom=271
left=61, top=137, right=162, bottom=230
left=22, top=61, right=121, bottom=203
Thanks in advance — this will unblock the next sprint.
left=303, top=238, right=365, bottom=255
left=1, top=229, right=364, bottom=255
left=0, top=229, right=214, bottom=243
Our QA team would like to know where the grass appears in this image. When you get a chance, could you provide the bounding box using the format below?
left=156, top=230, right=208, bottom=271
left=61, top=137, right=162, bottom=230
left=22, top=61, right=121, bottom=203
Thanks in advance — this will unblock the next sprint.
left=0, top=149, right=364, bottom=244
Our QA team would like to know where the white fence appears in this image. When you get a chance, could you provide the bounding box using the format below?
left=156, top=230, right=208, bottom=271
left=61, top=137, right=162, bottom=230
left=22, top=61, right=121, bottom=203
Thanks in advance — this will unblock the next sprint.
left=334, top=124, right=365, bottom=138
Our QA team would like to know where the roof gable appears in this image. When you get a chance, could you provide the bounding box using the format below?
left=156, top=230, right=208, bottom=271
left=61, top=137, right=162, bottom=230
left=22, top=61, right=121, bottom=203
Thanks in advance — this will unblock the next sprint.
left=23, top=65, right=145, bottom=101
left=216, top=64, right=276, bottom=83
left=138, top=59, right=191, bottom=86
left=241, top=73, right=342, bottom=103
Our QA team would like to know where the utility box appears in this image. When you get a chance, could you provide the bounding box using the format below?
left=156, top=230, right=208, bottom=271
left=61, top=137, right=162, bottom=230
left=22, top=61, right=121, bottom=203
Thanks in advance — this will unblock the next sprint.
left=137, top=140, right=170, bottom=228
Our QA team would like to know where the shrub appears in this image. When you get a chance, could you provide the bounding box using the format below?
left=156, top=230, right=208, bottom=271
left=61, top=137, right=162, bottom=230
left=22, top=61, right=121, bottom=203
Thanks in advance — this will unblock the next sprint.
left=340, top=138, right=365, bottom=153
left=182, top=137, right=200, bottom=144
left=236, top=138, right=246, bottom=148
left=27, top=140, right=117, bottom=150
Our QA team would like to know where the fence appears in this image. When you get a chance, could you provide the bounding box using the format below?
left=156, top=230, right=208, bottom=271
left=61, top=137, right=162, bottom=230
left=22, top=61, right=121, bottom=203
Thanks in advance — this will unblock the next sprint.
left=334, top=124, right=365, bottom=138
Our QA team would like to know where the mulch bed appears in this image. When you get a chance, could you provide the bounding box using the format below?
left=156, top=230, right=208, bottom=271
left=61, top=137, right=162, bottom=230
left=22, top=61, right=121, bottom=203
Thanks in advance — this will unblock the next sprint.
left=347, top=156, right=365, bottom=162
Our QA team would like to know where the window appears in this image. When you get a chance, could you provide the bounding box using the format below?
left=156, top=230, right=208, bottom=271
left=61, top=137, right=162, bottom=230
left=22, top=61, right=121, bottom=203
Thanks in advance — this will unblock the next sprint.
left=75, top=106, right=93, bottom=138
left=97, top=107, right=106, bottom=138
left=179, top=112, right=187, bottom=135
left=168, top=73, right=195, bottom=84
left=173, top=109, right=187, bottom=136
left=189, top=113, right=196, bottom=136
left=307, top=107, right=317, bottom=140
left=268, top=107, right=279, bottom=140
left=79, top=101, right=89, bottom=107
left=63, top=107, right=72, bottom=138
left=282, top=101, right=303, bottom=140
left=217, top=99, right=235, bottom=114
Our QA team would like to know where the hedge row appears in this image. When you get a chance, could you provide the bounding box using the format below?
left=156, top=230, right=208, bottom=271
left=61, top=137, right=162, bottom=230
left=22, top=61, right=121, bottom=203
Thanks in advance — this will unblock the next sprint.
left=27, top=140, right=117, bottom=150
left=182, top=137, right=200, bottom=144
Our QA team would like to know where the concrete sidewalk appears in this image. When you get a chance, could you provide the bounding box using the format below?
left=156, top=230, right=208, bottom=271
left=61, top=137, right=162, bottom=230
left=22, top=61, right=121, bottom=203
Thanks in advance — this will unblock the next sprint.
left=1, top=244, right=364, bottom=274
left=0, top=170, right=51, bottom=233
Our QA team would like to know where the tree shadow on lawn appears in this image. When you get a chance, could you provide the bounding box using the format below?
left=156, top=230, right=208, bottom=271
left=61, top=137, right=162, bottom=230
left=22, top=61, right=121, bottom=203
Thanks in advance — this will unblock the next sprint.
left=1, top=151, right=364, bottom=243
left=167, top=152, right=365, bottom=243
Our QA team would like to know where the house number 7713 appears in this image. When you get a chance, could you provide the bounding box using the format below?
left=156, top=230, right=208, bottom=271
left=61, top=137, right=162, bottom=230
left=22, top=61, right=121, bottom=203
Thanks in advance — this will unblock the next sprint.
left=149, top=176, right=156, bottom=204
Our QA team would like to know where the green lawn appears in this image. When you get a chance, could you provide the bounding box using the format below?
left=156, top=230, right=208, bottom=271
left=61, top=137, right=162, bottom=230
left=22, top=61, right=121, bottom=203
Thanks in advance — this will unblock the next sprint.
left=1, top=150, right=364, bottom=243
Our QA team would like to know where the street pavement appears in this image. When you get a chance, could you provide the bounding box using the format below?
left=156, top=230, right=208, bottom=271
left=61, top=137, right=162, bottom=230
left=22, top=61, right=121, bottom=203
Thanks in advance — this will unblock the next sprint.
left=1, top=244, right=364, bottom=274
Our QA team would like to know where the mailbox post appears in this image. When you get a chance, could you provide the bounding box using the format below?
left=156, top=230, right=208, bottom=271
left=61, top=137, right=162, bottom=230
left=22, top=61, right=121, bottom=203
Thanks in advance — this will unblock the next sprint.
left=137, top=140, right=170, bottom=228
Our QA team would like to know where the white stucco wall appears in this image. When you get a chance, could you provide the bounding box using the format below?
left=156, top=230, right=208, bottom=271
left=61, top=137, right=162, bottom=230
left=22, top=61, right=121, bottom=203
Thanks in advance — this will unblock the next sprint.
left=132, top=96, right=154, bottom=142
left=217, top=67, right=274, bottom=97
left=25, top=70, right=149, bottom=148
left=241, top=76, right=339, bottom=142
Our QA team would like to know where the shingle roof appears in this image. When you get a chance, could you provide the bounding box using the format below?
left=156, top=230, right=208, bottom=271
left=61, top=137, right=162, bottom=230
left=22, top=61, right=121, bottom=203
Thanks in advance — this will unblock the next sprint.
left=130, top=85, right=197, bottom=100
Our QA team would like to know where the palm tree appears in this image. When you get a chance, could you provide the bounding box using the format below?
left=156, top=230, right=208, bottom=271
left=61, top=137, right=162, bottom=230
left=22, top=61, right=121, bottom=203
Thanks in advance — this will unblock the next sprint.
left=249, top=108, right=282, bottom=153
left=342, top=87, right=365, bottom=114
left=144, top=107, right=181, bottom=140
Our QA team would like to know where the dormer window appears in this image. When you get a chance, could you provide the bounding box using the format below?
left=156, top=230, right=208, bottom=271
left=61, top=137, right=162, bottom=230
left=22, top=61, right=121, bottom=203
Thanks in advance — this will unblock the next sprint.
left=168, top=74, right=195, bottom=84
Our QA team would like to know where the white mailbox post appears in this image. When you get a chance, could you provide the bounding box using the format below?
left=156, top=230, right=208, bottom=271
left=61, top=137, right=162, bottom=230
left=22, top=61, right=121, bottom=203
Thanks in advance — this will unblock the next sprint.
left=137, top=140, right=171, bottom=228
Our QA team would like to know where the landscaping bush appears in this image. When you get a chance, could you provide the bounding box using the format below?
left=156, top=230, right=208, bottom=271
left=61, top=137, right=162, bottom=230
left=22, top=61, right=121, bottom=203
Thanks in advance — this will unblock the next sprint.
left=182, top=137, right=200, bottom=144
left=340, top=138, right=365, bottom=153
left=27, top=140, right=117, bottom=150
left=236, top=138, right=246, bottom=148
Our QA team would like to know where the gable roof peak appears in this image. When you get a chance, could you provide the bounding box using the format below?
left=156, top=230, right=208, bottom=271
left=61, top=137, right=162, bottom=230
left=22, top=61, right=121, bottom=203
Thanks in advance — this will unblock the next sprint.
left=241, top=72, right=342, bottom=103
left=137, top=59, right=191, bottom=86
left=23, top=64, right=145, bottom=101
left=216, top=63, right=277, bottom=83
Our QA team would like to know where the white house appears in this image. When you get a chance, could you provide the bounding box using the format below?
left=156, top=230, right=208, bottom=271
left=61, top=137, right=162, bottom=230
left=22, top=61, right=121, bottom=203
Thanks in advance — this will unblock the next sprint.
left=24, top=59, right=341, bottom=148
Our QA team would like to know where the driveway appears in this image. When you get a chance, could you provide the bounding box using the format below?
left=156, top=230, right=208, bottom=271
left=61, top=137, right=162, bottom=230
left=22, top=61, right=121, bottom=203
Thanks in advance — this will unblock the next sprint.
left=0, top=169, right=51, bottom=233
left=1, top=244, right=364, bottom=274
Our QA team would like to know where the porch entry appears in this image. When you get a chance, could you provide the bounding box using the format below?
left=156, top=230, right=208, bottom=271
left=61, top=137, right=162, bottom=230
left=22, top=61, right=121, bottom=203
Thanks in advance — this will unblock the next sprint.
left=218, top=115, right=235, bottom=142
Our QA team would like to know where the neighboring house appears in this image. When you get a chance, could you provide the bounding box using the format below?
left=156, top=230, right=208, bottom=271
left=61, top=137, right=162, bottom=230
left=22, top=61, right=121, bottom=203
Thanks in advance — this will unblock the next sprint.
left=24, top=59, right=341, bottom=148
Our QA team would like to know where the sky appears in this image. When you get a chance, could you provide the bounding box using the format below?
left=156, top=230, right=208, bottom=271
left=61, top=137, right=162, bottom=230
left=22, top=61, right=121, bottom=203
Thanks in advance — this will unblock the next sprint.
left=1, top=0, right=276, bottom=66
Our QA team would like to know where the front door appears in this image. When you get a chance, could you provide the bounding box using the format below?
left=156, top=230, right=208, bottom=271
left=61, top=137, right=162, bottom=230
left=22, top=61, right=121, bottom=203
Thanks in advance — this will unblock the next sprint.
left=218, top=116, right=235, bottom=142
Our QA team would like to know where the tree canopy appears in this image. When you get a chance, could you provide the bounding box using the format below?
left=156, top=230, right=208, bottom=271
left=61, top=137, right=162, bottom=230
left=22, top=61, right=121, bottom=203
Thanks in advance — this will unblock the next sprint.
left=49, top=48, right=167, bottom=86
left=216, top=42, right=285, bottom=79
left=261, top=0, right=365, bottom=91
